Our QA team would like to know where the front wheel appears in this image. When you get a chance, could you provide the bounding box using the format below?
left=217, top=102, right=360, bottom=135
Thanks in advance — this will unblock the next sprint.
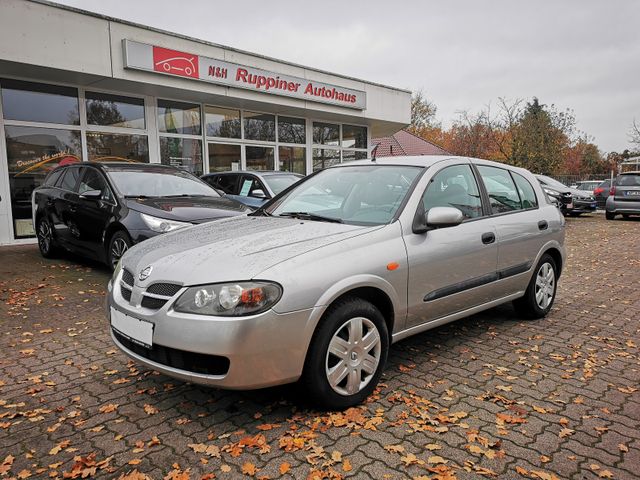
left=107, top=230, right=132, bottom=271
left=605, top=211, right=616, bottom=220
left=513, top=254, right=558, bottom=320
left=302, top=298, right=389, bottom=409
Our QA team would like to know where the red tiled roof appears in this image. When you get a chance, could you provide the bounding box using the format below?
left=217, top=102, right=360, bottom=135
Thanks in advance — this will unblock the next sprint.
left=372, top=130, right=449, bottom=157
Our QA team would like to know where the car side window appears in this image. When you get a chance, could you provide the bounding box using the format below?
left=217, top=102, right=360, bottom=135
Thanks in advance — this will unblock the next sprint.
left=58, top=167, right=81, bottom=192
left=79, top=168, right=113, bottom=202
left=239, top=176, right=267, bottom=198
left=477, top=165, right=522, bottom=214
left=422, top=164, right=483, bottom=219
left=213, top=175, right=239, bottom=194
left=45, top=169, right=63, bottom=187
left=511, top=172, right=538, bottom=209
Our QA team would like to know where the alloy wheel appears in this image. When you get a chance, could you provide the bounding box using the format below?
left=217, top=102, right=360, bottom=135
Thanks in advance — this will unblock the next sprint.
left=535, top=262, right=555, bottom=310
left=37, top=220, right=51, bottom=254
left=325, top=317, right=381, bottom=396
left=110, top=238, right=129, bottom=268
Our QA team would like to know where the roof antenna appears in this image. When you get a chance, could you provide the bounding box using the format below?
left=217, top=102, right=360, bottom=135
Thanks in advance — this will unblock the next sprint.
left=371, top=143, right=379, bottom=162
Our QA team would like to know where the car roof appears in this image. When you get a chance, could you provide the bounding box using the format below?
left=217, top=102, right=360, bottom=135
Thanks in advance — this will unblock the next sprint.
left=203, top=170, right=303, bottom=177
left=620, top=171, right=640, bottom=175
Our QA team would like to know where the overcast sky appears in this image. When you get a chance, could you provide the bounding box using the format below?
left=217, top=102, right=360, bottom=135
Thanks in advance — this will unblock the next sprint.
left=53, top=0, right=640, bottom=153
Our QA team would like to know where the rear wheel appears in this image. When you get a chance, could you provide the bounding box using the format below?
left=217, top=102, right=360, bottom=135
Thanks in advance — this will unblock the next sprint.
left=622, top=214, right=630, bottom=220
left=513, top=254, right=557, bottom=319
left=36, top=217, right=58, bottom=258
left=605, top=211, right=616, bottom=220
left=302, top=298, right=389, bottom=409
left=107, top=230, right=131, bottom=271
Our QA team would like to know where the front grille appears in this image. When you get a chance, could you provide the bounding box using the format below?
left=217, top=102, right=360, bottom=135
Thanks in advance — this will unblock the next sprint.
left=141, top=296, right=168, bottom=310
left=113, top=329, right=230, bottom=376
left=146, top=283, right=182, bottom=297
left=121, top=285, right=132, bottom=302
left=122, top=268, right=134, bottom=286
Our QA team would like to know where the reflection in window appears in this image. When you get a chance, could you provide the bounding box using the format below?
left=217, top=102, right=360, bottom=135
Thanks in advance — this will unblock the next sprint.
left=423, top=164, right=482, bottom=219
left=313, top=122, right=340, bottom=146
left=0, top=79, right=79, bottom=125
left=157, top=100, right=201, bottom=135
left=278, top=116, right=305, bottom=144
left=246, top=146, right=275, bottom=170
left=208, top=143, right=241, bottom=172
left=4, top=125, right=82, bottom=238
left=477, top=165, right=522, bottom=214
left=86, top=132, right=149, bottom=163
left=85, top=91, right=145, bottom=129
left=512, top=172, right=538, bottom=209
left=342, top=150, right=368, bottom=162
left=313, top=148, right=340, bottom=172
left=342, top=125, right=367, bottom=148
left=279, top=146, right=306, bottom=175
left=160, top=137, right=203, bottom=176
left=244, top=112, right=275, bottom=141
left=205, top=106, right=241, bottom=138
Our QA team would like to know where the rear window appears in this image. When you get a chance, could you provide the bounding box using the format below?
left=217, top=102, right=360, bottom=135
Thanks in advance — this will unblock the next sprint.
left=617, top=174, right=640, bottom=186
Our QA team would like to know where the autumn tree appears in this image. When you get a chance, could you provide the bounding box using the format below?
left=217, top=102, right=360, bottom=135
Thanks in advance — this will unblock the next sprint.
left=409, top=90, right=440, bottom=134
left=630, top=119, right=640, bottom=149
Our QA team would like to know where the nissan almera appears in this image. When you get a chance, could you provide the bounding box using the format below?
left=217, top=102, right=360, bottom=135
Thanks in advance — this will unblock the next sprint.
left=107, top=156, right=565, bottom=408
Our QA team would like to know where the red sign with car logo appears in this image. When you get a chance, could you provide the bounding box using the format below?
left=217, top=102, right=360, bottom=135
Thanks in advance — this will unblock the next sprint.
left=153, top=46, right=199, bottom=79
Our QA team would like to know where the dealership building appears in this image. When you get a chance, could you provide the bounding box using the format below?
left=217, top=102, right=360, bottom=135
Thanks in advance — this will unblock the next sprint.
left=0, top=0, right=410, bottom=245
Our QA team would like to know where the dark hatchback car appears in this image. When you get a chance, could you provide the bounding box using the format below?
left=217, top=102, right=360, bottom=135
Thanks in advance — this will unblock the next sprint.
left=535, top=175, right=597, bottom=216
left=32, top=162, right=250, bottom=269
left=202, top=170, right=303, bottom=208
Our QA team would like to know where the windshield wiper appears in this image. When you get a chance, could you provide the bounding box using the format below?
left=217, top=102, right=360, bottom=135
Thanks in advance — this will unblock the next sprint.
left=278, top=212, right=343, bottom=223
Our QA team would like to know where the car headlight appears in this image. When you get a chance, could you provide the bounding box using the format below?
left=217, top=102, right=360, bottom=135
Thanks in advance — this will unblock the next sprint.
left=173, top=281, right=282, bottom=316
left=544, top=188, right=560, bottom=199
left=140, top=213, right=191, bottom=233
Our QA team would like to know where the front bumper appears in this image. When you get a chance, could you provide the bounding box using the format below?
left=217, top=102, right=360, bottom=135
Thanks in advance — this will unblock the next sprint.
left=570, top=198, right=597, bottom=213
left=106, top=277, right=317, bottom=390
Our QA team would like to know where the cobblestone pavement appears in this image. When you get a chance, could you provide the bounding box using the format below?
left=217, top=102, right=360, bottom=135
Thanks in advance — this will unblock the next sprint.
left=0, top=214, right=639, bottom=480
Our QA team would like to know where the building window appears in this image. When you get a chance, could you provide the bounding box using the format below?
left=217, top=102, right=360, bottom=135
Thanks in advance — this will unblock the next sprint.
left=313, top=122, right=340, bottom=146
left=246, top=145, right=275, bottom=170
left=4, top=125, right=81, bottom=238
left=342, top=124, right=367, bottom=149
left=244, top=112, right=275, bottom=141
left=278, top=116, right=305, bottom=144
left=208, top=143, right=241, bottom=172
left=0, top=79, right=79, bottom=125
left=279, top=146, right=306, bottom=174
left=157, top=99, right=201, bottom=135
left=342, top=150, right=368, bottom=162
left=313, top=148, right=340, bottom=172
left=85, top=91, right=145, bottom=129
left=86, top=132, right=149, bottom=163
left=160, top=137, right=203, bottom=176
left=206, top=106, right=241, bottom=138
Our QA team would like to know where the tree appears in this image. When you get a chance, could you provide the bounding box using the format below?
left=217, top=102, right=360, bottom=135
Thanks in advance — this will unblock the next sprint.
left=409, top=90, right=439, bottom=134
left=630, top=119, right=640, bottom=148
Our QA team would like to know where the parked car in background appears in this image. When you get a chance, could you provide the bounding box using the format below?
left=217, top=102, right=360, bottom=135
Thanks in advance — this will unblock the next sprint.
left=202, top=171, right=304, bottom=208
left=593, top=179, right=611, bottom=209
left=606, top=171, right=640, bottom=220
left=535, top=175, right=597, bottom=216
left=32, top=162, right=250, bottom=269
left=108, top=156, right=565, bottom=408
left=574, top=180, right=603, bottom=192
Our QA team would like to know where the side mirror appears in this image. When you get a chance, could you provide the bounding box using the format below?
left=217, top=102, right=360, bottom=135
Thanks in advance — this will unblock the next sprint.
left=250, top=189, right=267, bottom=199
left=79, top=189, right=103, bottom=200
left=413, top=206, right=463, bottom=233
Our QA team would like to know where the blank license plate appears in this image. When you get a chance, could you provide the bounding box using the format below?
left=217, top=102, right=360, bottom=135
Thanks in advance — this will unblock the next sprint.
left=110, top=307, right=153, bottom=348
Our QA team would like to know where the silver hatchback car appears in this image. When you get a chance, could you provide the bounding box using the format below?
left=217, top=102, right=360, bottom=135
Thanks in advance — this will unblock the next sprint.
left=107, top=156, right=565, bottom=408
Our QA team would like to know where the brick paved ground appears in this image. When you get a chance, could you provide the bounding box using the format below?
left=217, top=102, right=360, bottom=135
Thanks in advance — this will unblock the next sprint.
left=0, top=214, right=638, bottom=479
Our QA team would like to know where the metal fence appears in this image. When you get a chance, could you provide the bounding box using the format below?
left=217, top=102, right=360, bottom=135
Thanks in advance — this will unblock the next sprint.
left=551, top=173, right=613, bottom=187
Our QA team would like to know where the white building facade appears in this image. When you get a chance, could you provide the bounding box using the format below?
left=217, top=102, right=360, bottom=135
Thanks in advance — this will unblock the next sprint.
left=0, top=0, right=410, bottom=245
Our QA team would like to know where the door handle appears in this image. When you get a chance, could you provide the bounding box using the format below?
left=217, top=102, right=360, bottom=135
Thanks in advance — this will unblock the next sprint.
left=481, top=232, right=495, bottom=244
left=538, top=220, right=548, bottom=230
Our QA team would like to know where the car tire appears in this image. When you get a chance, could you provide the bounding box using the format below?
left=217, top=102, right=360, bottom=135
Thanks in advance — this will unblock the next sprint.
left=302, top=297, right=389, bottom=409
left=36, top=217, right=58, bottom=258
left=107, top=230, right=132, bottom=271
left=622, top=214, right=630, bottom=220
left=513, top=254, right=558, bottom=320
left=605, top=211, right=616, bottom=220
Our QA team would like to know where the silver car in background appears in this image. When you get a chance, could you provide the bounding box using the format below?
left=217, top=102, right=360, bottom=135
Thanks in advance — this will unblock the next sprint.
left=606, top=171, right=640, bottom=220
left=107, top=156, right=565, bottom=408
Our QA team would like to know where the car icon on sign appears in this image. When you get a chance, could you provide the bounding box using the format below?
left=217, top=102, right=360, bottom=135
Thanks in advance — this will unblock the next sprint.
left=155, top=56, right=197, bottom=76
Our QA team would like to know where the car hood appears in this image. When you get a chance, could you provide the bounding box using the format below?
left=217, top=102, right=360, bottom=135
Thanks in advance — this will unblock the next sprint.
left=121, top=215, right=377, bottom=285
left=125, top=196, right=250, bottom=223
left=567, top=187, right=594, bottom=199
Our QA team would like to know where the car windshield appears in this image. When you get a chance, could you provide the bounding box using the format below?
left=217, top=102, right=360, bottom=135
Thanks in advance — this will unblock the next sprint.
left=263, top=174, right=303, bottom=195
left=538, top=175, right=568, bottom=190
left=617, top=174, right=640, bottom=186
left=108, top=169, right=220, bottom=198
left=266, top=165, right=422, bottom=226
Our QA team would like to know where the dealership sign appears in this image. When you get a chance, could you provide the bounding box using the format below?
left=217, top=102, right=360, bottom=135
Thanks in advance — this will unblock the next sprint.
left=123, top=40, right=366, bottom=109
